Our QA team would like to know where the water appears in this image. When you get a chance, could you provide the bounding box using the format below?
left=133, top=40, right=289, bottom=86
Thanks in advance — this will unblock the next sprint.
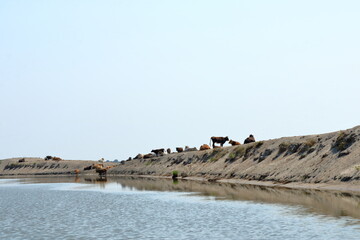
left=0, top=177, right=359, bottom=240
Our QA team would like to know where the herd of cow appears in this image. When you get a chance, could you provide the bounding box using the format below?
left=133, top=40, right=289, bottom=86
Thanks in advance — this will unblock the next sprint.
left=133, top=134, right=256, bottom=160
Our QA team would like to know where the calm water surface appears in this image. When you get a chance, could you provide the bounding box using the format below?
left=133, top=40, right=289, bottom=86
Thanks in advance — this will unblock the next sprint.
left=0, top=177, right=359, bottom=240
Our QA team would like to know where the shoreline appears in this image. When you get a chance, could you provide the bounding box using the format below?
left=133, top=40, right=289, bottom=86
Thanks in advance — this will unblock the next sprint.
left=115, top=174, right=360, bottom=193
left=3, top=173, right=360, bottom=194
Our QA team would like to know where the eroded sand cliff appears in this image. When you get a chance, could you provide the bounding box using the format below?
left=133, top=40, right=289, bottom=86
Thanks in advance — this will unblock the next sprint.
left=109, top=126, right=360, bottom=186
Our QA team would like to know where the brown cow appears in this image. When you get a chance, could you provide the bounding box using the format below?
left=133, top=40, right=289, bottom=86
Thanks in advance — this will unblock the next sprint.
left=52, top=157, right=62, bottom=161
left=210, top=136, right=229, bottom=148
left=93, top=163, right=104, bottom=169
left=200, top=144, right=211, bottom=151
left=176, top=147, right=184, bottom=153
left=151, top=148, right=165, bottom=156
left=93, top=164, right=114, bottom=176
left=229, top=140, right=241, bottom=146
left=244, top=134, right=255, bottom=144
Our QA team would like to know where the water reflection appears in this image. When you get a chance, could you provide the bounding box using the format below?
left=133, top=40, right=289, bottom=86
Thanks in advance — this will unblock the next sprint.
left=4, top=176, right=360, bottom=221
left=112, top=177, right=360, bottom=220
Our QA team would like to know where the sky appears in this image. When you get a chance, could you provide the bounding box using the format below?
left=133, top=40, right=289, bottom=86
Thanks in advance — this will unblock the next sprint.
left=1, top=0, right=359, bottom=161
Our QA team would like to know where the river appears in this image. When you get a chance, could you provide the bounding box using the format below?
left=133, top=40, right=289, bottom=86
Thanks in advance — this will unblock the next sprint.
left=0, top=177, right=359, bottom=240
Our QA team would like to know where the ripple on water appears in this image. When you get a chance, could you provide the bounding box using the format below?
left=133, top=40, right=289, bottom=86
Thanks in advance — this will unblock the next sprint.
left=0, top=179, right=359, bottom=240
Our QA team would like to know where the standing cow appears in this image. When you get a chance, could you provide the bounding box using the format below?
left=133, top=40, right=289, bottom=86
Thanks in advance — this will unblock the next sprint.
left=210, top=136, right=229, bottom=148
left=176, top=147, right=184, bottom=153
left=151, top=148, right=165, bottom=156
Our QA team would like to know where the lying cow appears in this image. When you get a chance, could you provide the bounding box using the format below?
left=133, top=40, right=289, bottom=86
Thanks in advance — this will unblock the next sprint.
left=244, top=134, right=255, bottom=144
left=93, top=163, right=104, bottom=169
left=210, top=136, right=229, bottom=148
left=84, top=165, right=93, bottom=171
left=176, top=147, right=184, bottom=153
left=229, top=140, right=241, bottom=146
left=151, top=148, right=165, bottom=156
left=144, top=153, right=156, bottom=159
left=52, top=157, right=62, bottom=161
left=185, top=146, right=197, bottom=152
left=200, top=144, right=211, bottom=151
left=134, top=154, right=144, bottom=159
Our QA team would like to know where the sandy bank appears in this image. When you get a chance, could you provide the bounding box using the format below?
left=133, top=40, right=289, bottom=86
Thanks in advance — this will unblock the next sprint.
left=1, top=126, right=360, bottom=192
left=0, top=158, right=116, bottom=176
left=107, top=125, right=360, bottom=190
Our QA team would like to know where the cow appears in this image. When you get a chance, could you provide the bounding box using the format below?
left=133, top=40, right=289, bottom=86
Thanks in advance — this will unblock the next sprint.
left=200, top=144, right=211, bottom=151
left=18, top=158, right=25, bottom=163
left=144, top=153, right=155, bottom=159
left=185, top=146, right=197, bottom=151
left=167, top=148, right=171, bottom=154
left=176, top=147, right=184, bottom=153
left=210, top=136, right=229, bottom=148
left=52, top=157, right=62, bottom=161
left=229, top=140, right=241, bottom=146
left=93, top=163, right=104, bottom=169
left=244, top=134, right=255, bottom=144
left=134, top=154, right=144, bottom=159
left=151, top=148, right=165, bottom=156
left=74, top=169, right=80, bottom=174
left=84, top=165, right=93, bottom=171
left=92, top=164, right=115, bottom=177
left=44, top=156, right=53, bottom=160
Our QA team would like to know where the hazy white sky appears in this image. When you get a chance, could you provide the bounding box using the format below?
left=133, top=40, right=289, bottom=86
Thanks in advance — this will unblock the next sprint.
left=1, top=0, right=359, bottom=160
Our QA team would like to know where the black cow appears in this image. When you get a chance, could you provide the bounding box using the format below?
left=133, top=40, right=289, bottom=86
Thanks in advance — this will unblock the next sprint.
left=210, top=136, right=229, bottom=148
left=151, top=148, right=165, bottom=156
left=244, top=134, right=255, bottom=144
left=176, top=147, right=184, bottom=153
left=84, top=165, right=93, bottom=171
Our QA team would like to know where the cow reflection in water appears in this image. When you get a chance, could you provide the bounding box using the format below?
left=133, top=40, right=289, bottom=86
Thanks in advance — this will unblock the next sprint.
left=84, top=177, right=108, bottom=188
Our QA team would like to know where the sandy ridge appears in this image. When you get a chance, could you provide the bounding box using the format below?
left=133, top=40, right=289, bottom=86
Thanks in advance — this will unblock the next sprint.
left=1, top=126, right=360, bottom=192
left=108, top=125, right=360, bottom=188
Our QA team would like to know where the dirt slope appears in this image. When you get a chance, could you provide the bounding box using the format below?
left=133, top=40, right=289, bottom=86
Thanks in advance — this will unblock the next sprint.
left=0, top=158, right=116, bottom=176
left=108, top=126, right=360, bottom=185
